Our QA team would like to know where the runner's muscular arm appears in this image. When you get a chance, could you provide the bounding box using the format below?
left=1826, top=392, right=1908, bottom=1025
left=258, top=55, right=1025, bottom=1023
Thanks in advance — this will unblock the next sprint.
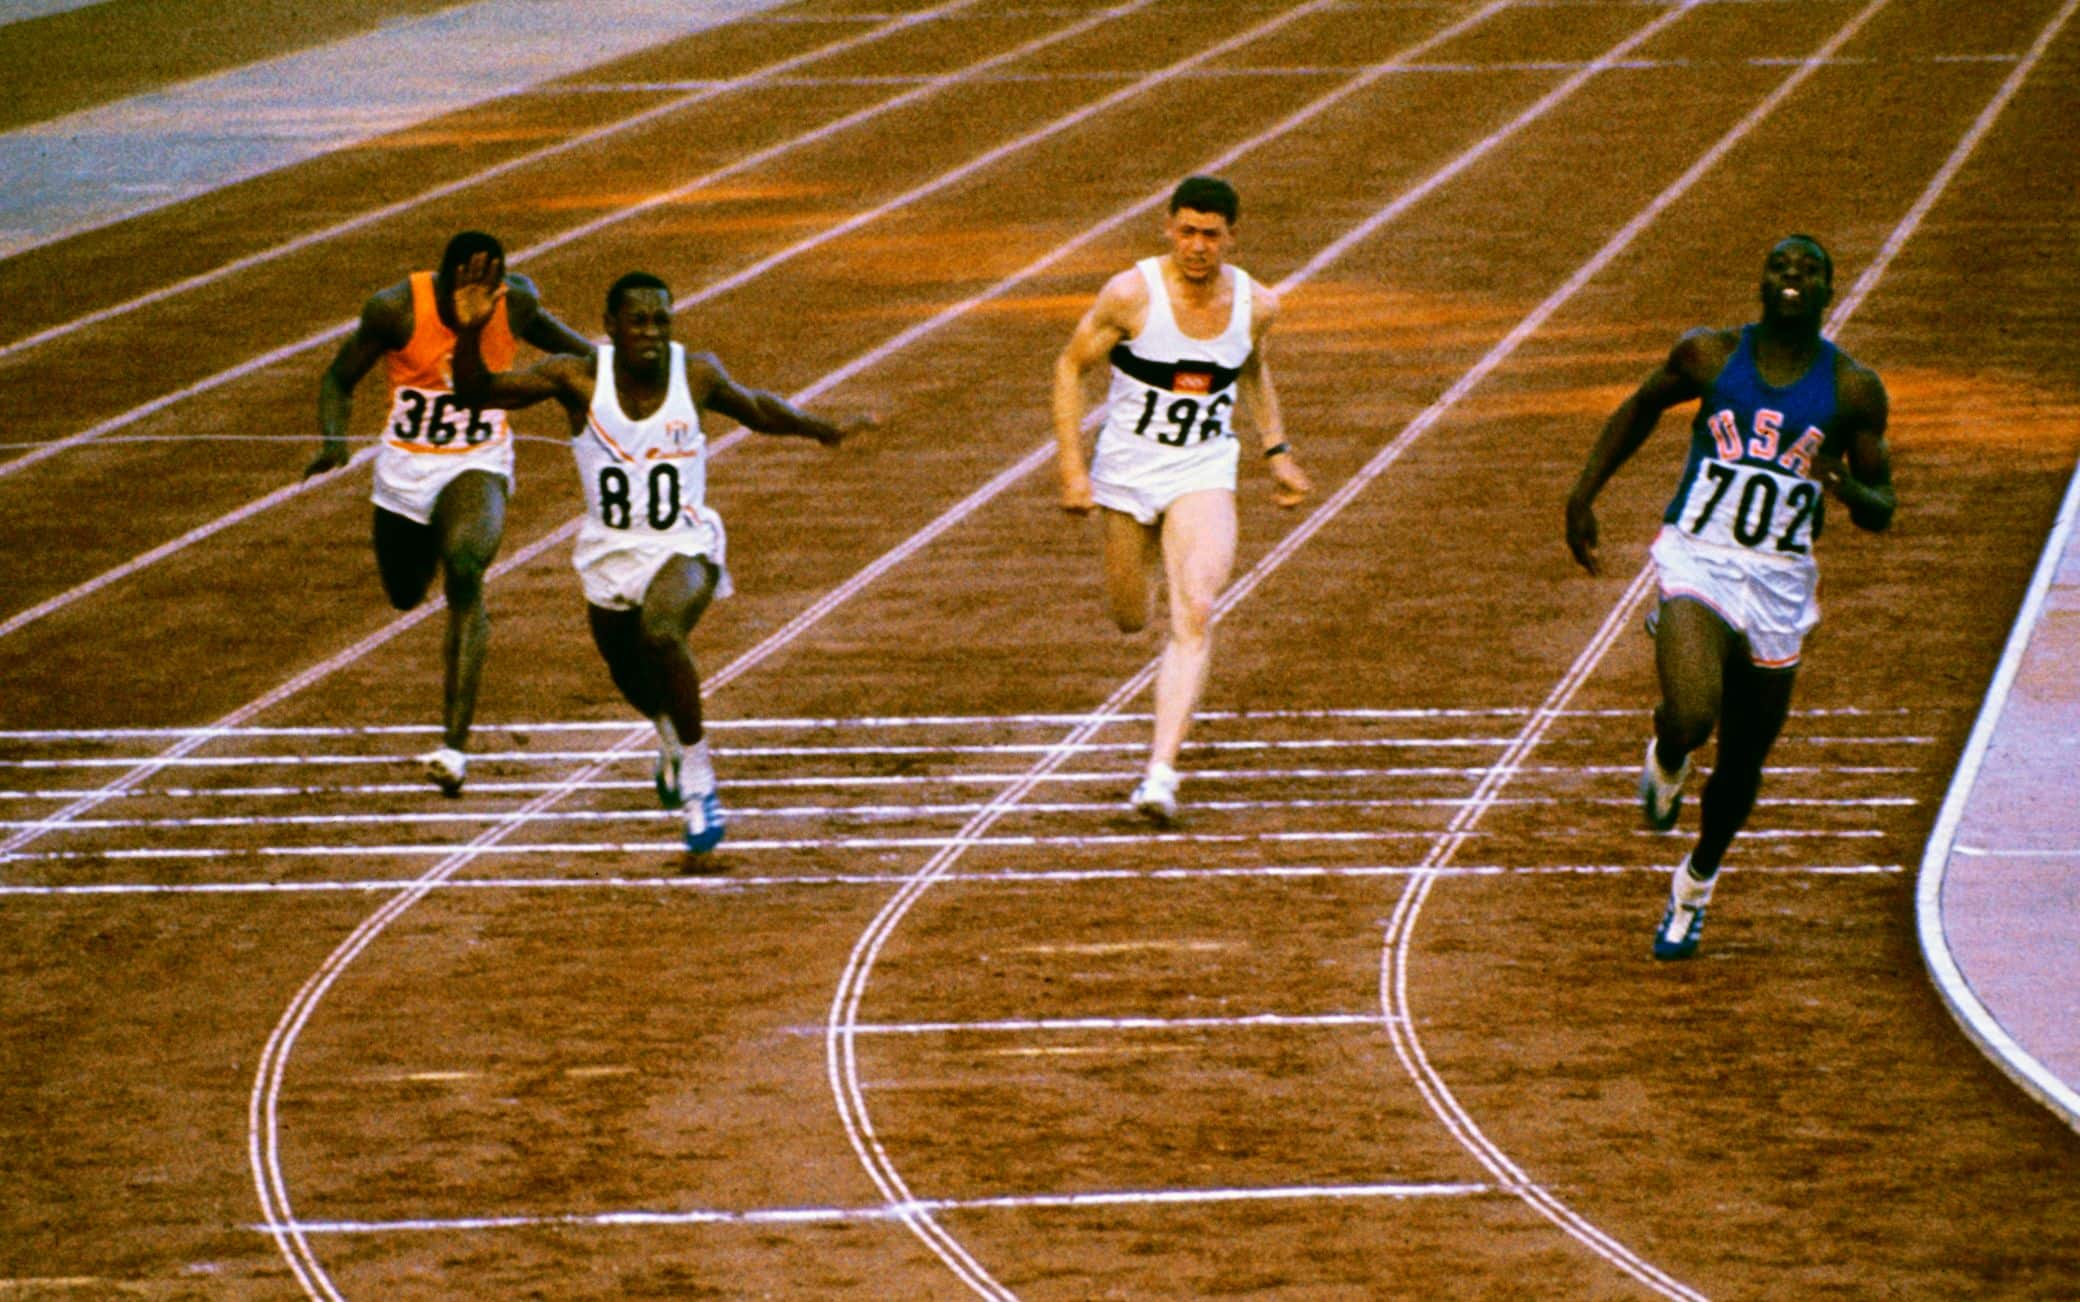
left=1238, top=284, right=1310, bottom=509
left=685, top=352, right=866, bottom=446
left=1814, top=357, right=1895, bottom=532
left=1052, top=271, right=1142, bottom=516
left=1565, top=327, right=1731, bottom=575
left=503, top=273, right=597, bottom=362
left=307, top=285, right=411, bottom=478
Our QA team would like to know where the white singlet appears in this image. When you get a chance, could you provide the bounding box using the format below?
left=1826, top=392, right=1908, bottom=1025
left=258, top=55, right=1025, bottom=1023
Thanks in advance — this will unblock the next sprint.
left=1089, top=257, right=1254, bottom=524
left=570, top=342, right=732, bottom=610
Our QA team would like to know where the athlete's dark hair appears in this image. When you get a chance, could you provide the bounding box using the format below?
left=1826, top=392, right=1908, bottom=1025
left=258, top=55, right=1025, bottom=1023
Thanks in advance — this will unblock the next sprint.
left=1168, top=175, right=1240, bottom=224
left=606, top=271, right=671, bottom=316
left=439, top=230, right=505, bottom=278
left=1779, top=232, right=1833, bottom=282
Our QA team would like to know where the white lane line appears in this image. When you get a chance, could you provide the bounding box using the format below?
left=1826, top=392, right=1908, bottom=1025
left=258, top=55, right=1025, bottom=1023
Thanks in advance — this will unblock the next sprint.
left=555, top=53, right=2023, bottom=90
left=0, top=862, right=1910, bottom=900
left=0, top=0, right=977, bottom=367
left=0, top=703, right=1929, bottom=741
left=0, top=828, right=1893, bottom=864
left=823, top=5, right=1741, bottom=1298
left=0, top=0, right=1150, bottom=642
left=269, top=1178, right=1497, bottom=1236
left=0, top=792, right=1915, bottom=834
left=0, top=763, right=1925, bottom=803
left=0, top=733, right=1935, bottom=771
left=832, top=1013, right=1397, bottom=1035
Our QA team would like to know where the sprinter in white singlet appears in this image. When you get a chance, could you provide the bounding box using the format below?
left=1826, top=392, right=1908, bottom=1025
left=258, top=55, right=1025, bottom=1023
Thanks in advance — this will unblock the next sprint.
left=446, top=263, right=868, bottom=857
left=1054, top=176, right=1313, bottom=824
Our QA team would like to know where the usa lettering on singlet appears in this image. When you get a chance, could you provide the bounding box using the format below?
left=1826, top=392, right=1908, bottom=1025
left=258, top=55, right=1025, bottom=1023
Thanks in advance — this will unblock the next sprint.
left=381, top=271, right=516, bottom=460
left=1095, top=257, right=1254, bottom=461
left=574, top=342, right=711, bottom=536
left=1662, top=325, right=1842, bottom=564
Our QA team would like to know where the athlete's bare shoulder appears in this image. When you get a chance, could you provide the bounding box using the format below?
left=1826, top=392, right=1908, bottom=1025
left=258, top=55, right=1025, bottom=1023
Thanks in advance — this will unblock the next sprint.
left=1832, top=347, right=1888, bottom=424
left=1668, top=325, right=1739, bottom=382
left=1097, top=265, right=1150, bottom=319
left=1246, top=271, right=1279, bottom=335
left=357, top=277, right=417, bottom=350
left=502, top=271, right=543, bottom=314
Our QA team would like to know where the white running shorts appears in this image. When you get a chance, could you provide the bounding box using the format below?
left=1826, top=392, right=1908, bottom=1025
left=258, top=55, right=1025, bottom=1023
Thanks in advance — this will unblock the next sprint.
left=572, top=508, right=733, bottom=611
left=1088, top=431, right=1238, bottom=525
left=1649, top=524, right=1819, bottom=669
left=371, top=443, right=514, bottom=525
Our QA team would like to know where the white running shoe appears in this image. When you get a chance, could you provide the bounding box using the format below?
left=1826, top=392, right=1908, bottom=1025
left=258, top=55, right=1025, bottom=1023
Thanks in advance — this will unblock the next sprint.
left=1652, top=855, right=1714, bottom=961
left=1130, top=765, right=1179, bottom=825
left=683, top=790, right=726, bottom=854
left=654, top=747, right=684, bottom=810
left=1638, top=736, right=1692, bottom=832
left=420, top=747, right=467, bottom=798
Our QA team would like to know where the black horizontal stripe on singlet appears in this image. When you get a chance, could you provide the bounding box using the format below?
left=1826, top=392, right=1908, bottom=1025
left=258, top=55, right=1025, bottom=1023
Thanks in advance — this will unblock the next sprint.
left=1109, top=344, right=1242, bottom=394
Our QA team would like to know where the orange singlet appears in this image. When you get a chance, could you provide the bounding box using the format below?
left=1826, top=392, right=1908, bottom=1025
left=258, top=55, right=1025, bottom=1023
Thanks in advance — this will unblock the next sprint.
left=370, top=272, right=524, bottom=524
left=380, top=271, right=518, bottom=455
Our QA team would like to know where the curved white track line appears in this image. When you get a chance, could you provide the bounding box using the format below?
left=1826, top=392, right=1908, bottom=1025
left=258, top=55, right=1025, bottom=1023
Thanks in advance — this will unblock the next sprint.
left=820, top=3, right=1741, bottom=1296
left=238, top=2, right=1537, bottom=1294
left=1374, top=0, right=2080, bottom=1294
left=1909, top=0, right=2080, bottom=1135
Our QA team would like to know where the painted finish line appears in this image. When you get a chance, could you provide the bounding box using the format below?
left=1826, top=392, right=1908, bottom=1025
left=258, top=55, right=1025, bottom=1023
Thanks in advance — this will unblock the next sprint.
left=0, top=862, right=1907, bottom=898
left=275, top=1177, right=1501, bottom=1236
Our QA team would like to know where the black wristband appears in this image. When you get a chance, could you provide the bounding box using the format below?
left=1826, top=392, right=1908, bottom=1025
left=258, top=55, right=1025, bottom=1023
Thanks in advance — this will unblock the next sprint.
left=1263, top=441, right=1291, bottom=460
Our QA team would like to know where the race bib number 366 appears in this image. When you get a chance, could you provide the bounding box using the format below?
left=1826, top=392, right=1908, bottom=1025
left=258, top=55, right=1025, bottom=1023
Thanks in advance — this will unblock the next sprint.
left=385, top=386, right=505, bottom=448
left=1679, top=460, right=1820, bottom=555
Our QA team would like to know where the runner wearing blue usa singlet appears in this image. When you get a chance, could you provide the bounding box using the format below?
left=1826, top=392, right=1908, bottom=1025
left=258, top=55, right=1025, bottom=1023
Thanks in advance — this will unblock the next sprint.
left=1053, top=176, right=1313, bottom=824
left=1566, top=235, right=1895, bottom=960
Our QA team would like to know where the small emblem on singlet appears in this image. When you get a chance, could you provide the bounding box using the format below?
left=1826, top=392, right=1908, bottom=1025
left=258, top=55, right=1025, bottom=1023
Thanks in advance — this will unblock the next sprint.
left=1174, top=370, right=1212, bottom=395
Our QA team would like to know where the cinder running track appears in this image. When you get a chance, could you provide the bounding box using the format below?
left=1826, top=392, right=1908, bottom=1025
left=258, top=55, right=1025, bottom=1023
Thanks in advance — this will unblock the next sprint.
left=1, top=1, right=2076, bottom=1297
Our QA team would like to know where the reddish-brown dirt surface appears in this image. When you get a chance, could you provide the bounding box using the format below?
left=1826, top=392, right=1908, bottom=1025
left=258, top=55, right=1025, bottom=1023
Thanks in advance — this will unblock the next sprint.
left=2, top=1, right=2078, bottom=1297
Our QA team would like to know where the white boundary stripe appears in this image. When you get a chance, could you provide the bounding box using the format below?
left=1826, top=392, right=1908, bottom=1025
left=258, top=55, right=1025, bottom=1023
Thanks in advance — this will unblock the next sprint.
left=1951, top=845, right=2080, bottom=860
left=1915, top=38, right=2080, bottom=1135
left=0, top=1, right=977, bottom=368
left=271, top=1178, right=1497, bottom=1236
left=555, top=52, right=2022, bottom=90
left=0, top=862, right=1906, bottom=899
left=822, top=6, right=1737, bottom=1300
left=0, top=703, right=1926, bottom=741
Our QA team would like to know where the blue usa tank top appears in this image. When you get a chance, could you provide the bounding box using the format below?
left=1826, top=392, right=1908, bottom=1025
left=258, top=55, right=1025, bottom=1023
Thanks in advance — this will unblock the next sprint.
left=1661, top=325, right=1840, bottom=560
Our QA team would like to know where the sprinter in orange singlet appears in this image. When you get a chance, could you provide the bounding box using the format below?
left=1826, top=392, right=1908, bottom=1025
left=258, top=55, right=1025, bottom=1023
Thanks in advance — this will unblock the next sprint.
left=306, top=231, right=592, bottom=795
